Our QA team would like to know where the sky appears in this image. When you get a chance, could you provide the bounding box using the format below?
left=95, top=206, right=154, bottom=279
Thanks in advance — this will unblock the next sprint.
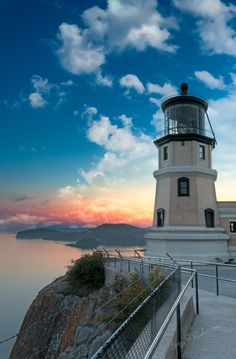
left=1, top=0, right=236, bottom=231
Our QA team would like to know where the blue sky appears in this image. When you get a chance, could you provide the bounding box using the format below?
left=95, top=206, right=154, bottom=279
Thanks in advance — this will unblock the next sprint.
left=1, top=0, right=236, bottom=231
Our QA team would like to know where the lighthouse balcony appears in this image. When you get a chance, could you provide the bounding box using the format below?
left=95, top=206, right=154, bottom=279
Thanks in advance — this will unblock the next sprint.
left=154, top=128, right=216, bottom=147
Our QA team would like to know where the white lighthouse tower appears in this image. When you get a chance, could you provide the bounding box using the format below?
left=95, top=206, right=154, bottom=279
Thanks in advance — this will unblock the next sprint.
left=145, top=83, right=229, bottom=261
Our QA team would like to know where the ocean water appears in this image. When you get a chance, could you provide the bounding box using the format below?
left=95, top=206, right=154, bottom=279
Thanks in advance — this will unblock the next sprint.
left=0, top=233, right=140, bottom=359
left=0, top=233, right=84, bottom=359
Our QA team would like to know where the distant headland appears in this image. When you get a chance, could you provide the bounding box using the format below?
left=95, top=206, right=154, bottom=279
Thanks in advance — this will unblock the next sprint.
left=16, top=223, right=148, bottom=248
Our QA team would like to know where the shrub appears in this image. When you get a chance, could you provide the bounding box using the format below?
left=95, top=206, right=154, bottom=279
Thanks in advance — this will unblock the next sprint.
left=148, top=266, right=165, bottom=287
left=66, top=253, right=105, bottom=292
left=102, top=265, right=165, bottom=330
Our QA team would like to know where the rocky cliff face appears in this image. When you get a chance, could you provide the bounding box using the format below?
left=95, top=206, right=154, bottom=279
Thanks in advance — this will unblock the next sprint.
left=10, top=276, right=112, bottom=359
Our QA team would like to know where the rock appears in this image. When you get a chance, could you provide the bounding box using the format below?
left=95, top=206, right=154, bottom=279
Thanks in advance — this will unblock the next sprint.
left=73, top=325, right=95, bottom=346
left=10, top=276, right=113, bottom=359
left=88, top=331, right=112, bottom=357
left=60, top=344, right=88, bottom=359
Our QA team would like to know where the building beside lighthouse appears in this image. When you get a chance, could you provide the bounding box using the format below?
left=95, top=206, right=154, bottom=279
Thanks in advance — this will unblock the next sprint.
left=145, top=83, right=236, bottom=260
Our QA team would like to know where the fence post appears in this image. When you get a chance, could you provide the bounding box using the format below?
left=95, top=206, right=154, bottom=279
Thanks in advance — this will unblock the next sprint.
left=176, top=303, right=182, bottom=359
left=141, top=259, right=144, bottom=275
left=102, top=248, right=110, bottom=267
left=195, top=272, right=199, bottom=315
left=216, top=264, right=219, bottom=296
left=191, top=262, right=193, bottom=288
left=128, top=259, right=130, bottom=273
left=177, top=265, right=182, bottom=294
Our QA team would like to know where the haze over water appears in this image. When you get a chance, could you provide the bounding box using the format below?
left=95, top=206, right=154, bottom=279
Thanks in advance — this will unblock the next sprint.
left=0, top=232, right=139, bottom=358
left=0, top=233, right=83, bottom=359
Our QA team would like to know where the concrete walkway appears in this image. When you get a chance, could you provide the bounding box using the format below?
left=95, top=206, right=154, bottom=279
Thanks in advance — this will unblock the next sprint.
left=183, top=289, right=236, bottom=359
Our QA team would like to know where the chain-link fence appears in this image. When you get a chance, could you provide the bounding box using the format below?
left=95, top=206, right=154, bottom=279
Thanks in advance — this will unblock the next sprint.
left=91, top=265, right=181, bottom=359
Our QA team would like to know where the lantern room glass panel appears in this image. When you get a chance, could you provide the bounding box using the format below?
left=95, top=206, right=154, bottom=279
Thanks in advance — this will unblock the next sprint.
left=164, top=104, right=205, bottom=135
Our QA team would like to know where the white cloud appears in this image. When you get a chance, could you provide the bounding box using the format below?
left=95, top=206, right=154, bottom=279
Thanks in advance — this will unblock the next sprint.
left=55, top=1, right=178, bottom=78
left=80, top=168, right=106, bottom=185
left=56, top=23, right=106, bottom=75
left=147, top=82, right=176, bottom=97
left=208, top=92, right=236, bottom=143
left=58, top=185, right=79, bottom=198
left=118, top=114, right=133, bottom=128
left=52, top=106, right=156, bottom=226
left=51, top=108, right=158, bottom=226
left=86, top=114, right=153, bottom=160
left=76, top=112, right=156, bottom=199
left=151, top=108, right=163, bottom=132
left=230, top=72, right=236, bottom=86
left=80, top=152, right=127, bottom=184
left=96, top=71, right=113, bottom=87
left=82, top=0, right=177, bottom=52
left=28, top=75, right=69, bottom=109
left=195, top=70, right=225, bottom=89
left=0, top=214, right=46, bottom=226
left=85, top=106, right=98, bottom=116
left=60, top=79, right=74, bottom=87
left=31, top=75, right=53, bottom=93
left=29, top=92, right=47, bottom=108
left=126, top=15, right=177, bottom=52
left=81, top=105, right=98, bottom=122
left=87, top=116, right=117, bottom=147
left=149, top=97, right=160, bottom=106
left=0, top=213, right=60, bottom=231
left=206, top=90, right=236, bottom=199
left=174, top=0, right=236, bottom=56
left=5, top=75, right=65, bottom=110
left=119, top=74, right=145, bottom=94
left=82, top=5, right=107, bottom=40
left=173, top=0, right=224, bottom=17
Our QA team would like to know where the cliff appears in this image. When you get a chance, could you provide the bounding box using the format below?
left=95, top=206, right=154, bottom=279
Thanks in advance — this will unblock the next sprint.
left=10, top=275, right=113, bottom=359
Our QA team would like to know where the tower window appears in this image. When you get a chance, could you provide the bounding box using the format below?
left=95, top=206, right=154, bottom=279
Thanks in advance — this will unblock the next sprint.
left=230, top=221, right=236, bottom=233
left=205, top=208, right=215, bottom=228
left=199, top=145, right=205, bottom=160
left=178, top=177, right=189, bottom=196
left=157, top=208, right=165, bottom=227
left=163, top=146, right=168, bottom=160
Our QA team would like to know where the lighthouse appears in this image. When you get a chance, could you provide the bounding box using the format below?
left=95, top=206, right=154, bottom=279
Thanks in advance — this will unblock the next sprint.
left=145, top=83, right=229, bottom=260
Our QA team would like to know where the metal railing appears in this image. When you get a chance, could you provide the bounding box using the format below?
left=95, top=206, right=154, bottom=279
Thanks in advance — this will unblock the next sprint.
left=91, top=265, right=182, bottom=359
left=154, top=126, right=215, bottom=141
left=100, top=248, right=236, bottom=297
left=144, top=269, right=197, bottom=359
left=144, top=255, right=236, bottom=297
left=92, top=252, right=200, bottom=359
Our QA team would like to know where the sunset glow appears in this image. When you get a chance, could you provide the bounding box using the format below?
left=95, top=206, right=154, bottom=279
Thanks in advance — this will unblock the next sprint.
left=1, top=0, right=236, bottom=231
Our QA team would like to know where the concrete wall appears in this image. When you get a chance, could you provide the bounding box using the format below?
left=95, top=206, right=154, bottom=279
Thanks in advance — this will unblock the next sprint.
left=217, top=201, right=236, bottom=247
left=153, top=172, right=219, bottom=227
left=159, top=140, right=212, bottom=169
left=149, top=137, right=232, bottom=259
left=153, top=139, right=218, bottom=228
left=105, top=265, right=129, bottom=286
